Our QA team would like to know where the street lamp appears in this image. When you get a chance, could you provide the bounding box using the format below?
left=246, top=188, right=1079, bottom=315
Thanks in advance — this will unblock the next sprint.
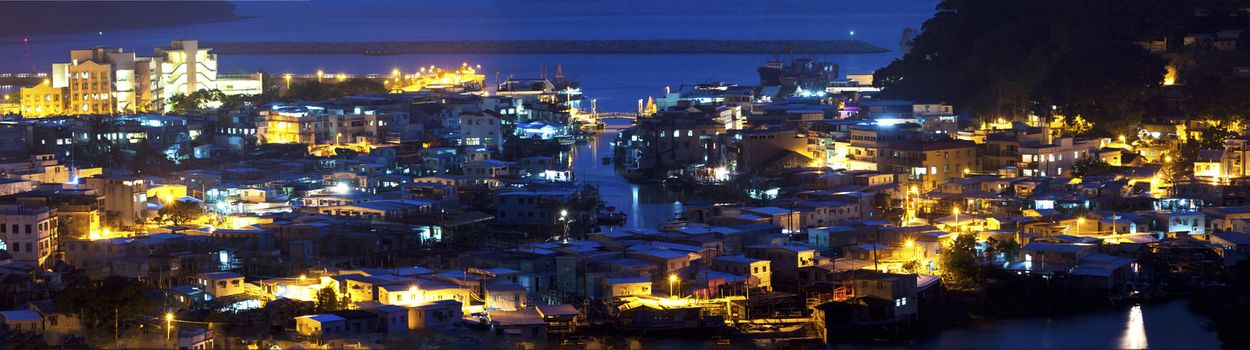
left=165, top=312, right=174, bottom=340
left=905, top=239, right=918, bottom=270
left=668, top=274, right=679, bottom=298
left=952, top=207, right=961, bottom=233
left=284, top=74, right=292, bottom=89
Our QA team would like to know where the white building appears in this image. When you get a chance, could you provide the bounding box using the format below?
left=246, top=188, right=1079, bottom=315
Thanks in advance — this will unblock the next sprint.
left=0, top=204, right=59, bottom=268
left=459, top=111, right=502, bottom=149
left=152, top=40, right=218, bottom=103
left=1019, top=137, right=1103, bottom=177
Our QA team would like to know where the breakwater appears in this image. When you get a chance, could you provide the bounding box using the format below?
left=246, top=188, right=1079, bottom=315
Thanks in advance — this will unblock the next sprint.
left=205, top=40, right=889, bottom=55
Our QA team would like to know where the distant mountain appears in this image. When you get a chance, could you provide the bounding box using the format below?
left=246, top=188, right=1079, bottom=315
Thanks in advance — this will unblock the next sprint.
left=0, top=1, right=239, bottom=37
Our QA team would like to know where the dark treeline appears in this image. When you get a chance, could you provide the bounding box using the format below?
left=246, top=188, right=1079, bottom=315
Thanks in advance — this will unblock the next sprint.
left=875, top=0, right=1250, bottom=135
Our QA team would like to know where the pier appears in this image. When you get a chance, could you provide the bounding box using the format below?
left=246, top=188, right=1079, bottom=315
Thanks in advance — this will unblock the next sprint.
left=204, top=39, right=890, bottom=55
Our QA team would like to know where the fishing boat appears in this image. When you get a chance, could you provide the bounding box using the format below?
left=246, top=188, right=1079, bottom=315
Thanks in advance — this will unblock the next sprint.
left=660, top=217, right=688, bottom=231
left=737, top=323, right=806, bottom=337
left=597, top=208, right=627, bottom=225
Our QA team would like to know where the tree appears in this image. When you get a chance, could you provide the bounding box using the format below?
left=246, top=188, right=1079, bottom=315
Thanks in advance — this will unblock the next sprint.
left=873, top=0, right=1226, bottom=135
left=940, top=233, right=983, bottom=291
left=1071, top=158, right=1114, bottom=177
left=158, top=199, right=203, bottom=226
left=131, top=144, right=175, bottom=176
left=315, top=287, right=343, bottom=313
left=53, top=275, right=157, bottom=329
left=284, top=79, right=385, bottom=102
left=874, top=191, right=904, bottom=224
left=986, top=237, right=1022, bottom=263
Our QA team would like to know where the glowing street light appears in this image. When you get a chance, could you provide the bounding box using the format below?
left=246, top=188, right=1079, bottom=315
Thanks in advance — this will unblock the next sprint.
left=165, top=312, right=175, bottom=340
left=1076, top=217, right=1086, bottom=235
left=284, top=73, right=292, bottom=89
left=316, top=70, right=324, bottom=83
left=952, top=207, right=961, bottom=233
left=668, top=274, right=679, bottom=298
left=905, top=239, right=918, bottom=266
left=392, top=68, right=401, bottom=77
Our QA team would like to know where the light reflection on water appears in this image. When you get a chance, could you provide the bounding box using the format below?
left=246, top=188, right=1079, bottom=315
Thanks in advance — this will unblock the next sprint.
left=901, top=300, right=1213, bottom=350
left=570, top=118, right=683, bottom=230
left=1120, top=305, right=1148, bottom=349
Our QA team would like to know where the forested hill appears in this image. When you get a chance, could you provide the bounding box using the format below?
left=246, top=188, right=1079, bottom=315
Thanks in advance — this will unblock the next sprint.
left=0, top=1, right=238, bottom=36
left=874, top=0, right=1250, bottom=135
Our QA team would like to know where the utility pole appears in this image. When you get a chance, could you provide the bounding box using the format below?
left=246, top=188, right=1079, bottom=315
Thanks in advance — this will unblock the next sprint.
left=114, top=308, right=118, bottom=342
left=873, top=228, right=881, bottom=272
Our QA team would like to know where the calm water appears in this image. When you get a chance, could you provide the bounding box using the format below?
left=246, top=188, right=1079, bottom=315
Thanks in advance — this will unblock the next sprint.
left=573, top=118, right=681, bottom=230
left=908, top=301, right=1219, bottom=350
left=0, top=0, right=938, bottom=111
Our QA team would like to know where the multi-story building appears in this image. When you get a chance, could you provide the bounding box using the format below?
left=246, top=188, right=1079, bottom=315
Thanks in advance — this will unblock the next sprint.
left=1196, top=137, right=1250, bottom=179
left=151, top=40, right=217, bottom=103
left=0, top=204, right=59, bottom=268
left=257, top=106, right=413, bottom=146
left=1018, top=137, right=1102, bottom=177
left=19, top=80, right=68, bottom=117
left=79, top=176, right=147, bottom=227
left=879, top=139, right=978, bottom=191
left=40, top=40, right=260, bottom=115
left=744, top=244, right=817, bottom=291
left=0, top=154, right=72, bottom=184
left=459, top=110, right=502, bottom=149
left=729, top=128, right=813, bottom=173
left=61, top=49, right=124, bottom=114
left=623, top=110, right=727, bottom=173
left=710, top=255, right=772, bottom=291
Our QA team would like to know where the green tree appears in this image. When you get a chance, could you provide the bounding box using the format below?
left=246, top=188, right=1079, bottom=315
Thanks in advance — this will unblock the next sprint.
left=315, top=287, right=342, bottom=313
left=1071, top=158, right=1114, bottom=177
left=52, top=275, right=157, bottom=329
left=157, top=199, right=203, bottom=226
left=284, top=79, right=384, bottom=102
left=940, top=233, right=983, bottom=291
left=986, top=237, right=1022, bottom=263
left=873, top=0, right=1212, bottom=135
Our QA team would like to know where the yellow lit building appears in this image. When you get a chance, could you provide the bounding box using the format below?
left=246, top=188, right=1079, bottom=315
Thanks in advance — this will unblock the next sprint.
left=257, top=111, right=313, bottom=144
left=0, top=94, right=18, bottom=115
left=66, top=60, right=118, bottom=115
left=47, top=40, right=261, bottom=114
left=19, top=80, right=68, bottom=117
